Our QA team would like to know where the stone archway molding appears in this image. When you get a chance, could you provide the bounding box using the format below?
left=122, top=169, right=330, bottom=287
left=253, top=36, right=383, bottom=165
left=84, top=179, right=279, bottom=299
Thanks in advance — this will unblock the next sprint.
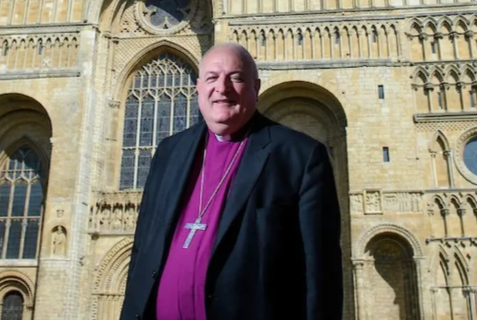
left=354, top=223, right=424, bottom=259
left=94, top=237, right=133, bottom=294
left=0, top=270, right=35, bottom=307
left=112, top=40, right=200, bottom=103
left=259, top=77, right=348, bottom=130
left=0, top=93, right=53, bottom=136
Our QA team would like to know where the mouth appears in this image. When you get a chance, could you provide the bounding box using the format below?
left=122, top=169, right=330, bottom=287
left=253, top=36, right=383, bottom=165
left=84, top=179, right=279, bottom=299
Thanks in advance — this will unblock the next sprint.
left=213, top=99, right=235, bottom=105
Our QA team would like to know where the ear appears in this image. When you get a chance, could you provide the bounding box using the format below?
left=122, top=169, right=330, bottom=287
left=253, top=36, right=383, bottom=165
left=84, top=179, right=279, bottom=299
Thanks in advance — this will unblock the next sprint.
left=197, top=77, right=203, bottom=91
left=254, top=79, right=261, bottom=100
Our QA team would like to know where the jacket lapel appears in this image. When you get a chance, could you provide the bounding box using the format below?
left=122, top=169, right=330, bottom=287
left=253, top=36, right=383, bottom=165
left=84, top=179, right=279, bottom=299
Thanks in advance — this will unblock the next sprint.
left=212, top=115, right=271, bottom=254
left=151, top=122, right=206, bottom=253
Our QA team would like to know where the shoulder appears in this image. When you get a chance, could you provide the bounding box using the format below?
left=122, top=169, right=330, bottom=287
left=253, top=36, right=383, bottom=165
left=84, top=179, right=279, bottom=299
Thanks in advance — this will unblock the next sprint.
left=156, top=121, right=205, bottom=152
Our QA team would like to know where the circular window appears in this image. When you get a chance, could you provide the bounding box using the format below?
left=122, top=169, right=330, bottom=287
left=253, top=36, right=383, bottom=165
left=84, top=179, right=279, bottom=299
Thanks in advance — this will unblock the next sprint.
left=464, top=137, right=477, bottom=175
left=135, top=0, right=197, bottom=35
left=455, top=127, right=477, bottom=185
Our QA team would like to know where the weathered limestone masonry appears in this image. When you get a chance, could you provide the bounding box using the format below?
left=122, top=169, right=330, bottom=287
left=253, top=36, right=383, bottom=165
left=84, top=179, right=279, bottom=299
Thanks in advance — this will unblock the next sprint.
left=0, top=0, right=476, bottom=319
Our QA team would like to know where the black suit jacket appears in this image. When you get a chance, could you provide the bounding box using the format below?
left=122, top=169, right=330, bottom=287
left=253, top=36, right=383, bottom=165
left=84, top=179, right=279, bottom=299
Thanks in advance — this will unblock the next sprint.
left=119, top=112, right=343, bottom=320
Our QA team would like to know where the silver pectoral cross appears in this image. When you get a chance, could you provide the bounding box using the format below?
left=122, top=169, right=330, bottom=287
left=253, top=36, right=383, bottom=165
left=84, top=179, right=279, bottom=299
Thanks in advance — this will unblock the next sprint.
left=182, top=217, right=207, bottom=249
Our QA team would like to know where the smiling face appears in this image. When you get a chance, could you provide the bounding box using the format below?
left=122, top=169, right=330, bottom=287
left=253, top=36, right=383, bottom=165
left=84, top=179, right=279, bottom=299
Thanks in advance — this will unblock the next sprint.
left=197, top=44, right=261, bottom=135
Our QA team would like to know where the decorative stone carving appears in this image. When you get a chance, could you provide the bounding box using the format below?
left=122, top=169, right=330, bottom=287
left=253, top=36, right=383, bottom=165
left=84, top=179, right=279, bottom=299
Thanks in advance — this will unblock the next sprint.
left=383, top=192, right=422, bottom=213
left=229, top=22, right=400, bottom=62
left=364, top=190, right=382, bottom=215
left=51, top=226, right=67, bottom=256
left=56, top=210, right=64, bottom=218
left=108, top=100, right=120, bottom=109
left=89, top=192, right=142, bottom=234
left=350, top=193, right=364, bottom=214
left=0, top=35, right=80, bottom=72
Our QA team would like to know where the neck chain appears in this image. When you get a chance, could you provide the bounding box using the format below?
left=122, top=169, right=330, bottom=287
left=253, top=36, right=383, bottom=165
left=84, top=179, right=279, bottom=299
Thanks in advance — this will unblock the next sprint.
left=182, top=128, right=250, bottom=249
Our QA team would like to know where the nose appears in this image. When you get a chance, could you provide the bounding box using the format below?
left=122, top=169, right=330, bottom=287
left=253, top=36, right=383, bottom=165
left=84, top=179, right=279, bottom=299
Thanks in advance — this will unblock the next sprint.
left=214, top=75, right=231, bottom=94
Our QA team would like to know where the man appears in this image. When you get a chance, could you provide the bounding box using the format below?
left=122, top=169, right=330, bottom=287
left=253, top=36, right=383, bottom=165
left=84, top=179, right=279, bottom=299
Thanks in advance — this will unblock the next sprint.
left=120, top=43, right=343, bottom=320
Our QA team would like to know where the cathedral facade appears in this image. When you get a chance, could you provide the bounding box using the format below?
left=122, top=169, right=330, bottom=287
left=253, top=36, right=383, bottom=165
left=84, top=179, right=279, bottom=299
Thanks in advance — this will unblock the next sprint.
left=0, top=0, right=476, bottom=319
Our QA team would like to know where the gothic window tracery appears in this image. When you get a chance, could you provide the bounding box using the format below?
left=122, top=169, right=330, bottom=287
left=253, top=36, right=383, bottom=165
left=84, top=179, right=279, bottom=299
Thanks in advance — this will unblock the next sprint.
left=120, top=52, right=200, bottom=190
left=144, top=0, right=190, bottom=29
left=0, top=146, right=44, bottom=260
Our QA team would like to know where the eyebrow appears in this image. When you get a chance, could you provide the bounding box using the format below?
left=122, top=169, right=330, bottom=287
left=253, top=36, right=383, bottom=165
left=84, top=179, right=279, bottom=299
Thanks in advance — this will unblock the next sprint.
left=203, top=70, right=245, bottom=77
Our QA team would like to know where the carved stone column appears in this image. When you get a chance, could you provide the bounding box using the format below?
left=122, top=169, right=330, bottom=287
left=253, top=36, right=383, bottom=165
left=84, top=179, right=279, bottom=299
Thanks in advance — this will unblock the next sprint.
left=430, top=151, right=437, bottom=187
left=457, top=208, right=466, bottom=236
left=462, top=287, right=476, bottom=320
left=414, top=257, right=425, bottom=320
left=450, top=32, right=458, bottom=60
left=441, top=208, right=450, bottom=237
left=419, top=33, right=427, bottom=61
left=430, top=287, right=438, bottom=320
left=434, top=32, right=443, bottom=61
left=444, top=150, right=454, bottom=187
left=424, top=83, right=434, bottom=112
left=353, top=260, right=366, bottom=320
left=466, top=31, right=475, bottom=58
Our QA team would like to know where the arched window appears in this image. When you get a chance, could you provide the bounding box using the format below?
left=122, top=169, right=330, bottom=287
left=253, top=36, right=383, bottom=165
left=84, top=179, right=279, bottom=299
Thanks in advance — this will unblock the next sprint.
left=0, top=146, right=44, bottom=259
left=1, top=291, right=23, bottom=320
left=120, top=52, right=200, bottom=190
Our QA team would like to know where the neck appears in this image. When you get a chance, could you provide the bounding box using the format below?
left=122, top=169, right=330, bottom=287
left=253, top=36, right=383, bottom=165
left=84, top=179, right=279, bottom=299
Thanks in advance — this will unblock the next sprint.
left=208, top=111, right=257, bottom=142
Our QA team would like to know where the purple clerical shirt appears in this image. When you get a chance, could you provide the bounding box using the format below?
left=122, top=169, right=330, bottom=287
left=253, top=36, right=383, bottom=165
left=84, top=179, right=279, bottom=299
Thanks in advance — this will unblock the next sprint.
left=156, top=130, right=248, bottom=320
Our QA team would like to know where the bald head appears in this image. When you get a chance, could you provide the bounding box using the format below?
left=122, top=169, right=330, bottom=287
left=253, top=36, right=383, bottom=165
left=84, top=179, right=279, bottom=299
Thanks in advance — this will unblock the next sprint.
left=196, top=42, right=261, bottom=136
left=199, top=43, right=259, bottom=81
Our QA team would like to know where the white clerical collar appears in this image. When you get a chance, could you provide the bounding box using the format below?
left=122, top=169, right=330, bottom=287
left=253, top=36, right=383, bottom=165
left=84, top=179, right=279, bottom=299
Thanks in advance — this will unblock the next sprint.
left=214, top=133, right=232, bottom=142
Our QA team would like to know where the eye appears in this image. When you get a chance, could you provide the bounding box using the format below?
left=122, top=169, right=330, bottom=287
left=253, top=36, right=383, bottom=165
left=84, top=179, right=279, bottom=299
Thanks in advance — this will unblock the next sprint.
left=206, top=76, right=217, bottom=83
left=231, top=76, right=243, bottom=83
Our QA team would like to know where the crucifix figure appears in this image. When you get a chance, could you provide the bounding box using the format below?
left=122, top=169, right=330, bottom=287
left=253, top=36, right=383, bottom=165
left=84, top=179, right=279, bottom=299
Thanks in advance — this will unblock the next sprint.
left=182, top=218, right=207, bottom=249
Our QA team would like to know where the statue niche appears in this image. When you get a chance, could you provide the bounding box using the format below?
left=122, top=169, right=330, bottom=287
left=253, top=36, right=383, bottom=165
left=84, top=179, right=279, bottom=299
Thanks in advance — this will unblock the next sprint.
left=51, top=226, right=67, bottom=257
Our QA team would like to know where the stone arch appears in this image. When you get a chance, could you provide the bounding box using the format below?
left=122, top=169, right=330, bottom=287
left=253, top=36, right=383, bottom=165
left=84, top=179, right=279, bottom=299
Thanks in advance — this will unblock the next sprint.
left=431, top=195, right=447, bottom=209
left=0, top=136, right=50, bottom=183
left=424, top=19, right=438, bottom=34
left=413, top=66, right=430, bottom=81
left=259, top=80, right=348, bottom=128
left=439, top=18, right=454, bottom=33
left=454, top=16, right=469, bottom=32
left=430, top=130, right=450, bottom=152
left=437, top=245, right=451, bottom=285
left=354, top=224, right=423, bottom=258
left=453, top=247, right=469, bottom=286
left=0, top=271, right=34, bottom=308
left=465, top=194, right=477, bottom=209
left=94, top=237, right=133, bottom=294
left=430, top=66, right=445, bottom=83
left=97, top=0, right=131, bottom=32
left=0, top=95, right=52, bottom=169
left=408, top=19, right=423, bottom=34
left=0, top=93, right=53, bottom=132
left=359, top=231, right=421, bottom=320
left=429, top=130, right=451, bottom=187
left=112, top=41, right=199, bottom=102
left=91, top=237, right=133, bottom=320
left=447, top=197, right=462, bottom=236
left=461, top=66, right=475, bottom=83
left=87, top=0, right=218, bottom=25
left=444, top=65, right=460, bottom=82
left=449, top=195, right=462, bottom=208
left=114, top=44, right=201, bottom=189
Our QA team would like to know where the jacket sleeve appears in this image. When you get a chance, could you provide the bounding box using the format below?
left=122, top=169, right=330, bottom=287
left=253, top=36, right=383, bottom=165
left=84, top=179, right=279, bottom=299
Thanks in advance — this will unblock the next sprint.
left=119, top=140, right=167, bottom=319
left=298, top=142, right=343, bottom=320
